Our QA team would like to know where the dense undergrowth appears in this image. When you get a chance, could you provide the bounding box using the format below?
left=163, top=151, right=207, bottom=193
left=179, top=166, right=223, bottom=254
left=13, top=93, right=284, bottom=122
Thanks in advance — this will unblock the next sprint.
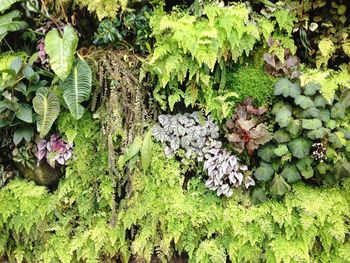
left=1, top=0, right=350, bottom=262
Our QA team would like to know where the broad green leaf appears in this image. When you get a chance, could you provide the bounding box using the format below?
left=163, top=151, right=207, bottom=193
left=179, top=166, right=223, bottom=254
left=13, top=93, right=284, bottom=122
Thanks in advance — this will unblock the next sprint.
left=141, top=129, right=153, bottom=172
left=301, top=107, right=320, bottom=118
left=287, top=120, right=301, bottom=136
left=13, top=127, right=33, bottom=145
left=61, top=59, right=92, bottom=119
left=340, top=89, right=350, bottom=108
left=33, top=88, right=60, bottom=137
left=329, top=131, right=347, bottom=148
left=295, top=95, right=314, bottom=109
left=0, top=0, right=22, bottom=13
left=251, top=188, right=268, bottom=204
left=254, top=162, right=274, bottom=181
left=281, top=165, right=301, bottom=183
left=45, top=25, right=78, bottom=80
left=270, top=173, right=290, bottom=196
left=273, top=130, right=291, bottom=143
left=314, top=95, right=327, bottom=108
left=16, top=103, right=33, bottom=123
left=275, top=107, right=292, bottom=128
left=301, top=119, right=322, bottom=130
left=274, top=78, right=301, bottom=98
left=325, top=120, right=336, bottom=131
left=273, top=144, right=289, bottom=157
left=307, top=128, right=330, bottom=140
left=10, top=57, right=21, bottom=73
left=331, top=102, right=345, bottom=119
left=288, top=138, right=312, bottom=159
left=0, top=10, right=27, bottom=38
left=304, top=82, right=320, bottom=96
left=296, top=157, right=314, bottom=179
left=319, top=109, right=330, bottom=122
left=118, top=136, right=142, bottom=169
left=257, top=144, right=277, bottom=162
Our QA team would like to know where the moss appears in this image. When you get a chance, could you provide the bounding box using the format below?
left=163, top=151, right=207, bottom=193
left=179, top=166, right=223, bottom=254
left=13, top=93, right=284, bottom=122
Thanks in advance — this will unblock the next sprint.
left=226, top=64, right=276, bottom=107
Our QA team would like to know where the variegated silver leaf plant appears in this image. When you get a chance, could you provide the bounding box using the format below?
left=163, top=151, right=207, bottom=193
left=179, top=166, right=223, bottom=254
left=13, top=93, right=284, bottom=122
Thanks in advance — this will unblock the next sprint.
left=153, top=112, right=255, bottom=197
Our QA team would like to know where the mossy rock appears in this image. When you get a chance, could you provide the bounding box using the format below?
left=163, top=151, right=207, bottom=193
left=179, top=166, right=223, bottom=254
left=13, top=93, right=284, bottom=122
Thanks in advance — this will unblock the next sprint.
left=14, top=161, right=63, bottom=187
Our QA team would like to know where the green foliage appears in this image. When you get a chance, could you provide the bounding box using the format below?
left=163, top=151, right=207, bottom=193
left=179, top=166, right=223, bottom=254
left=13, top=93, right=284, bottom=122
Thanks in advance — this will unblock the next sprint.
left=93, top=6, right=152, bottom=53
left=300, top=66, right=350, bottom=103
left=75, top=0, right=127, bottom=20
left=226, top=64, right=275, bottom=106
left=0, top=0, right=27, bottom=42
left=33, top=88, right=60, bottom=137
left=61, top=59, right=92, bottom=120
left=44, top=25, right=78, bottom=80
left=145, top=4, right=270, bottom=117
left=255, top=78, right=350, bottom=196
left=0, top=55, right=47, bottom=143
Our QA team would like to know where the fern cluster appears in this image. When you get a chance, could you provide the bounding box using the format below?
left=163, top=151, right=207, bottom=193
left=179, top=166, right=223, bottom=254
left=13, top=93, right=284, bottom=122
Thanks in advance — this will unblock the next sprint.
left=1, top=115, right=350, bottom=262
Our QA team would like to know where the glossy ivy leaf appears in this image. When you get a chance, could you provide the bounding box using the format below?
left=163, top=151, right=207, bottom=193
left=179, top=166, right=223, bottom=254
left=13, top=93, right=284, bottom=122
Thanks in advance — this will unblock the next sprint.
left=281, top=164, right=301, bottom=183
left=288, top=138, right=312, bottom=159
left=44, top=25, right=78, bottom=80
left=257, top=144, right=277, bottom=162
left=307, top=128, right=330, bottom=140
left=273, top=130, right=291, bottom=143
left=16, top=103, right=33, bottom=123
left=301, top=119, right=322, bottom=130
left=287, top=120, right=301, bottom=137
left=295, top=95, right=314, bottom=109
left=13, top=127, right=33, bottom=145
left=61, top=59, right=92, bottom=119
left=254, top=162, right=274, bottom=181
left=334, top=158, right=350, bottom=180
left=141, top=129, right=153, bottom=172
left=270, top=173, right=290, bottom=196
left=331, top=102, right=345, bottom=119
left=33, top=88, right=60, bottom=137
left=275, top=107, right=292, bottom=128
left=304, top=82, right=320, bottom=96
left=274, top=78, right=301, bottom=99
left=273, top=144, right=289, bottom=157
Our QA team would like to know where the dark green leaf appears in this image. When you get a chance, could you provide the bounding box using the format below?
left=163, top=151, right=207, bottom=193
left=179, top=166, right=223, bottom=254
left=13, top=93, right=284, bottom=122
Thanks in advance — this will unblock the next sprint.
left=301, top=107, right=320, bottom=118
left=16, top=103, right=33, bottom=123
left=340, top=89, right=350, bottom=108
left=281, top=165, right=301, bottom=183
left=275, top=107, right=292, bottom=128
left=319, top=109, right=330, bottom=122
left=307, top=128, right=330, bottom=140
left=288, top=138, right=312, bottom=159
left=251, top=188, right=268, bottom=204
left=13, top=127, right=33, bottom=145
left=304, top=82, right=320, bottom=96
left=274, top=78, right=301, bottom=98
left=301, top=119, right=322, bottom=130
left=329, top=132, right=347, bottom=148
left=287, top=120, right=301, bottom=136
left=270, top=173, right=291, bottom=196
left=257, top=144, right=277, bottom=162
left=22, top=65, right=35, bottom=81
left=254, top=162, right=274, bottom=181
left=273, top=144, right=289, bottom=157
left=314, top=95, right=327, bottom=108
left=331, top=102, right=345, bottom=119
left=295, top=95, right=314, bottom=109
left=273, top=129, right=291, bottom=143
